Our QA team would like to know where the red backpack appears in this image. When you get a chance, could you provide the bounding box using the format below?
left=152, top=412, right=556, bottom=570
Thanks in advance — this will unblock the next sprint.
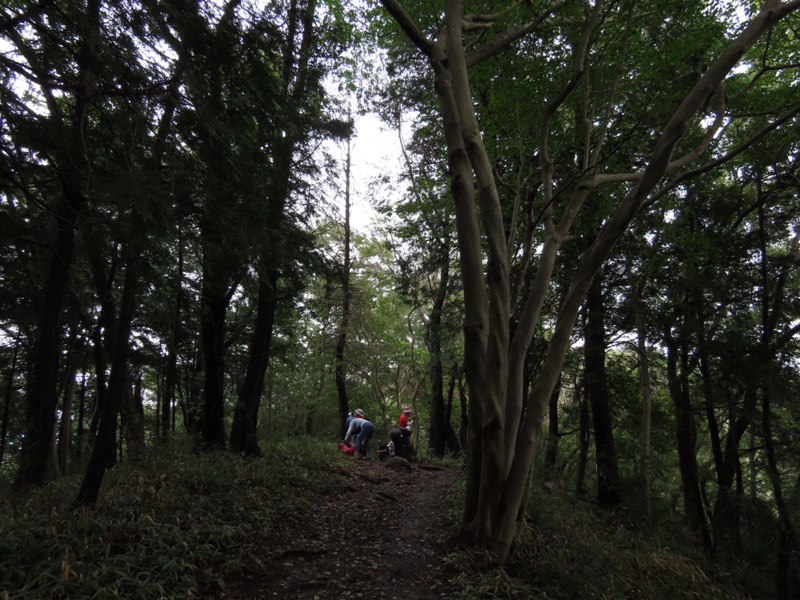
left=337, top=441, right=355, bottom=455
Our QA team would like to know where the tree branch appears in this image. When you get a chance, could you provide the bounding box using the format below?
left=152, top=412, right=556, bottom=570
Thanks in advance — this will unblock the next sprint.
left=0, top=0, right=55, bottom=33
left=645, top=102, right=800, bottom=209
left=380, top=0, right=435, bottom=58
left=465, top=0, right=572, bottom=67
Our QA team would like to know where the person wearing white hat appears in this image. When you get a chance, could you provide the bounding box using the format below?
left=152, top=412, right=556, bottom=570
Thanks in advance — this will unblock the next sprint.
left=343, top=409, right=374, bottom=459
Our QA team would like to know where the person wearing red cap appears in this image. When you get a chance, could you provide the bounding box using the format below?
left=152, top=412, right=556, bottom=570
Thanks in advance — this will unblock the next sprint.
left=399, top=404, right=413, bottom=429
left=392, top=405, right=414, bottom=458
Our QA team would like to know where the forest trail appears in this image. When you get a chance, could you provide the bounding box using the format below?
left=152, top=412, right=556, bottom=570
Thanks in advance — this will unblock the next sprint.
left=220, top=458, right=463, bottom=599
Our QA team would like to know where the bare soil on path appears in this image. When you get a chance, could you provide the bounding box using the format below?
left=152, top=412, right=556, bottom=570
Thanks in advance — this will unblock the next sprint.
left=221, top=458, right=464, bottom=600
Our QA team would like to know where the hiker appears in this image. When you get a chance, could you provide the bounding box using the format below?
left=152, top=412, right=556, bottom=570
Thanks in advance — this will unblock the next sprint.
left=390, top=426, right=412, bottom=458
left=343, top=408, right=374, bottom=459
left=399, top=404, right=413, bottom=429
left=398, top=404, right=414, bottom=451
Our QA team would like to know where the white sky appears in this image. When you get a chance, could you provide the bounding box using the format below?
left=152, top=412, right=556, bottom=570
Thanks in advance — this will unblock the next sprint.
left=347, top=113, right=406, bottom=232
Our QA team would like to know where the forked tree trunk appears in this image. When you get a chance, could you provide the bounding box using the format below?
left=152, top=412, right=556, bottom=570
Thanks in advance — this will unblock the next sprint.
left=75, top=261, right=138, bottom=506
left=382, top=0, right=800, bottom=563
left=230, top=276, right=278, bottom=455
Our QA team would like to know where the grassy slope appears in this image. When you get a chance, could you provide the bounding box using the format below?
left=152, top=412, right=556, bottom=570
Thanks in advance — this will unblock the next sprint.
left=0, top=439, right=772, bottom=599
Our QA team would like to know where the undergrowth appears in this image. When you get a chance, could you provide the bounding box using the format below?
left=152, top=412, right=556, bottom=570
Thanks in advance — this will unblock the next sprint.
left=0, top=437, right=344, bottom=599
left=2, top=442, right=778, bottom=599
left=446, top=487, right=772, bottom=600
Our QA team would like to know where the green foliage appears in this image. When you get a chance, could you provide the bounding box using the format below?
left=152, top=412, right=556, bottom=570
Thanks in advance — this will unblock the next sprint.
left=447, top=489, right=768, bottom=599
left=0, top=438, right=343, bottom=599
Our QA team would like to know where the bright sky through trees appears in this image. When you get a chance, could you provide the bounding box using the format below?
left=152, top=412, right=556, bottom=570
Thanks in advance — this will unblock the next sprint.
left=348, top=112, right=404, bottom=231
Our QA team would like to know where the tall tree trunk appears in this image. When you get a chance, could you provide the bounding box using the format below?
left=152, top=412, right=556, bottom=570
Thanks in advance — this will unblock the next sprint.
left=87, top=235, right=120, bottom=430
left=198, top=201, right=241, bottom=450
left=335, top=139, right=353, bottom=437
left=230, top=276, right=278, bottom=455
left=75, top=260, right=138, bottom=506
left=199, top=273, right=229, bottom=450
left=635, top=291, right=652, bottom=521
left=457, top=367, right=468, bottom=452
left=163, top=239, right=183, bottom=440
left=1, top=336, right=21, bottom=468
left=15, top=183, right=83, bottom=488
left=576, top=380, right=590, bottom=498
left=584, top=274, right=620, bottom=506
left=666, top=335, right=713, bottom=552
left=444, top=362, right=462, bottom=454
left=89, top=324, right=106, bottom=438
left=57, top=353, right=77, bottom=475
left=184, top=347, right=203, bottom=436
left=76, top=370, right=86, bottom=459
left=14, top=0, right=102, bottom=487
left=543, top=374, right=561, bottom=480
left=764, top=384, right=797, bottom=600
left=382, top=0, right=799, bottom=563
left=428, top=238, right=450, bottom=457
left=121, top=372, right=146, bottom=462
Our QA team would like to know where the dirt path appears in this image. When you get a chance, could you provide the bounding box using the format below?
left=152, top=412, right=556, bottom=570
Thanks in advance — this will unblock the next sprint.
left=222, top=458, right=463, bottom=599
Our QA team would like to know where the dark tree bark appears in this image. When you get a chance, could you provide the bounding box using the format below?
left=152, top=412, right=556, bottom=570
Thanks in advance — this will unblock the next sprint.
left=76, top=371, right=86, bottom=458
left=75, top=261, right=138, bottom=506
left=88, top=324, right=106, bottom=438
left=443, top=361, right=462, bottom=454
left=765, top=383, right=797, bottom=600
left=335, top=141, right=353, bottom=438
left=1, top=336, right=21, bottom=468
left=575, top=380, right=590, bottom=498
left=634, top=288, right=652, bottom=520
left=457, top=366, right=468, bottom=452
left=86, top=236, right=119, bottom=437
left=161, top=236, right=183, bottom=438
left=57, top=347, right=78, bottom=475
left=15, top=167, right=84, bottom=488
left=199, top=260, right=231, bottom=450
left=230, top=277, right=278, bottom=455
left=543, top=374, right=561, bottom=479
left=666, top=334, right=713, bottom=552
left=428, top=238, right=451, bottom=457
left=184, top=348, right=203, bottom=435
left=13, top=0, right=103, bottom=488
left=121, top=372, right=146, bottom=462
left=584, top=273, right=620, bottom=506
left=162, top=240, right=183, bottom=440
